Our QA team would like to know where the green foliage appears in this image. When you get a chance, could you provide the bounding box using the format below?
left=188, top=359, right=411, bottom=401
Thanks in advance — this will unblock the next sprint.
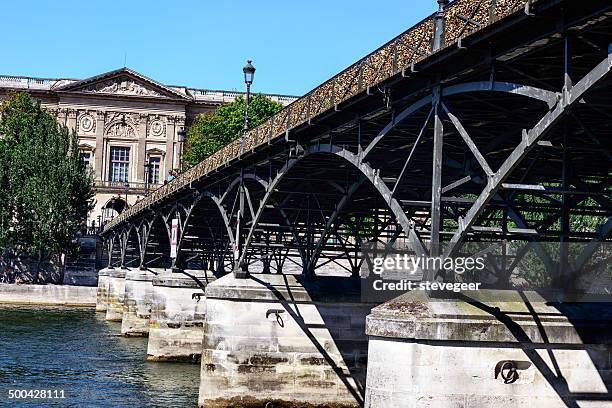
left=454, top=188, right=608, bottom=288
left=0, top=92, right=94, bottom=257
left=182, top=93, right=283, bottom=167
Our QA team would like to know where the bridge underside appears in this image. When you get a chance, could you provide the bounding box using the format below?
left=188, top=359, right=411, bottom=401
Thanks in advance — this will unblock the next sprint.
left=104, top=0, right=612, bottom=292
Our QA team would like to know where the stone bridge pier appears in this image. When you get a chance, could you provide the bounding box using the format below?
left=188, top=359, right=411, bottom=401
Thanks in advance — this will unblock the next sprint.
left=95, top=267, right=112, bottom=313
left=147, top=269, right=214, bottom=362
left=96, top=222, right=218, bottom=359
left=365, top=291, right=612, bottom=408
left=105, top=268, right=128, bottom=322
left=121, top=268, right=157, bottom=336
left=199, top=274, right=373, bottom=407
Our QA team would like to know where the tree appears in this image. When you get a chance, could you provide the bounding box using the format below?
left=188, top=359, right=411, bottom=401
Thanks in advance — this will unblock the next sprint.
left=0, top=92, right=94, bottom=282
left=182, top=93, right=283, bottom=167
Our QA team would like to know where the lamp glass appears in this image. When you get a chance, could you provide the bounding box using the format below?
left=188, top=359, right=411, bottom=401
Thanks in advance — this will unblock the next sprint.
left=243, top=60, right=255, bottom=85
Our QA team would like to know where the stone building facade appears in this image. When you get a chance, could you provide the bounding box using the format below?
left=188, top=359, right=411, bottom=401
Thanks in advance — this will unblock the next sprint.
left=0, top=68, right=296, bottom=228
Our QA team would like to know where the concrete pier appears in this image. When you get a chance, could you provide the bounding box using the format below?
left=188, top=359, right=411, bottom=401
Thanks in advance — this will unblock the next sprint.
left=147, top=270, right=214, bottom=362
left=121, top=268, right=157, bottom=336
left=95, top=268, right=111, bottom=312
left=364, top=290, right=612, bottom=408
left=105, top=268, right=127, bottom=321
left=198, top=273, right=373, bottom=408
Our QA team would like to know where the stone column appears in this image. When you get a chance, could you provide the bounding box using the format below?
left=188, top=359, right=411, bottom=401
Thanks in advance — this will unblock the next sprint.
left=136, top=113, right=148, bottom=183
left=66, top=109, right=77, bottom=133
left=94, top=111, right=106, bottom=181
left=47, top=107, right=59, bottom=123
left=165, top=116, right=176, bottom=173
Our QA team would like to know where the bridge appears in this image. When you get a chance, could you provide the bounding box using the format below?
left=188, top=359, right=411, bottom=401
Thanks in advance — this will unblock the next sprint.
left=102, top=0, right=611, bottom=281
left=97, top=1, right=612, bottom=406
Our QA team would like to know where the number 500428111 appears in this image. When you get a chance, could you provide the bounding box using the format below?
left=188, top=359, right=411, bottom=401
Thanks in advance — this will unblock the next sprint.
left=8, top=389, right=65, bottom=399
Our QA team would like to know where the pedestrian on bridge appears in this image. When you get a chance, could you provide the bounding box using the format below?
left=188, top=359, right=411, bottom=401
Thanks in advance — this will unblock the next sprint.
left=167, top=170, right=176, bottom=182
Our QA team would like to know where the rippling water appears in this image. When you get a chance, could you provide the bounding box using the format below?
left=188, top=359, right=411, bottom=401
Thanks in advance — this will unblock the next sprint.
left=0, top=305, right=200, bottom=407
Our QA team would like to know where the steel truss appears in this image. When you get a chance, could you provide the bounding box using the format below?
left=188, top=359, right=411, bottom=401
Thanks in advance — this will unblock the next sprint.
left=102, top=1, right=612, bottom=292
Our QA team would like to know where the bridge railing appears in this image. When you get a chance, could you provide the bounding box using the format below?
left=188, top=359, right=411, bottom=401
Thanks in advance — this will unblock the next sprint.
left=103, top=0, right=531, bottom=233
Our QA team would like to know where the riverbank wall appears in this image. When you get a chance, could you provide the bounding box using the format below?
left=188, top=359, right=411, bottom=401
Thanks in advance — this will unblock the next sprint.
left=0, top=283, right=96, bottom=307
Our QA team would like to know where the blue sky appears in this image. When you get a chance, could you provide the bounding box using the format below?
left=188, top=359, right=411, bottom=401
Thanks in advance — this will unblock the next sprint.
left=1, top=1, right=437, bottom=96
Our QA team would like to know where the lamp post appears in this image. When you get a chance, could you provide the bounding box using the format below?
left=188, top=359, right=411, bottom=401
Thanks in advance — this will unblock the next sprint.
left=123, top=182, right=130, bottom=207
left=432, top=0, right=449, bottom=51
left=240, top=60, right=255, bottom=155
left=235, top=60, right=255, bottom=279
left=144, top=161, right=153, bottom=195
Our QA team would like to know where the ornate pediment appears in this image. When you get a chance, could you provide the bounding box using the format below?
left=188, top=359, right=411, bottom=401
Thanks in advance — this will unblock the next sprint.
left=55, top=68, right=188, bottom=100
left=78, top=142, right=95, bottom=151
left=146, top=148, right=166, bottom=156
left=80, top=75, right=165, bottom=97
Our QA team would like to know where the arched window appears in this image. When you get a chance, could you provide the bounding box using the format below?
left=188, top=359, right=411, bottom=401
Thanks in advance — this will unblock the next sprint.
left=101, top=197, right=128, bottom=223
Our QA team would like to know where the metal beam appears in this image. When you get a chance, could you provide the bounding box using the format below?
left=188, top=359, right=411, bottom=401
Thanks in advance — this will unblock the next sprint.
left=442, top=102, right=494, bottom=177
left=238, top=143, right=429, bottom=270
left=444, top=49, right=612, bottom=259
left=307, top=178, right=366, bottom=272
left=362, top=81, right=557, bottom=160
left=430, top=98, right=444, bottom=263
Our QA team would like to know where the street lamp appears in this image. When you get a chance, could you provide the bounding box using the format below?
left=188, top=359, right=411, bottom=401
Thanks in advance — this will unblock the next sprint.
left=240, top=60, right=255, bottom=155
left=235, top=60, right=255, bottom=278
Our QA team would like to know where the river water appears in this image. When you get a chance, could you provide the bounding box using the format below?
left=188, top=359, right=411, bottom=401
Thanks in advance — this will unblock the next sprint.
left=0, top=305, right=200, bottom=407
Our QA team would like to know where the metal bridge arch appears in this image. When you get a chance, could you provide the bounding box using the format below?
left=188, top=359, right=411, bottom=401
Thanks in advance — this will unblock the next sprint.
left=237, top=56, right=612, bottom=274
left=362, top=81, right=560, bottom=159
left=174, top=173, right=309, bottom=272
left=138, top=210, right=173, bottom=269
left=237, top=143, right=430, bottom=270
left=101, top=39, right=612, bottom=283
left=441, top=52, right=612, bottom=258
left=120, top=223, right=142, bottom=268
left=170, top=191, right=236, bottom=271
